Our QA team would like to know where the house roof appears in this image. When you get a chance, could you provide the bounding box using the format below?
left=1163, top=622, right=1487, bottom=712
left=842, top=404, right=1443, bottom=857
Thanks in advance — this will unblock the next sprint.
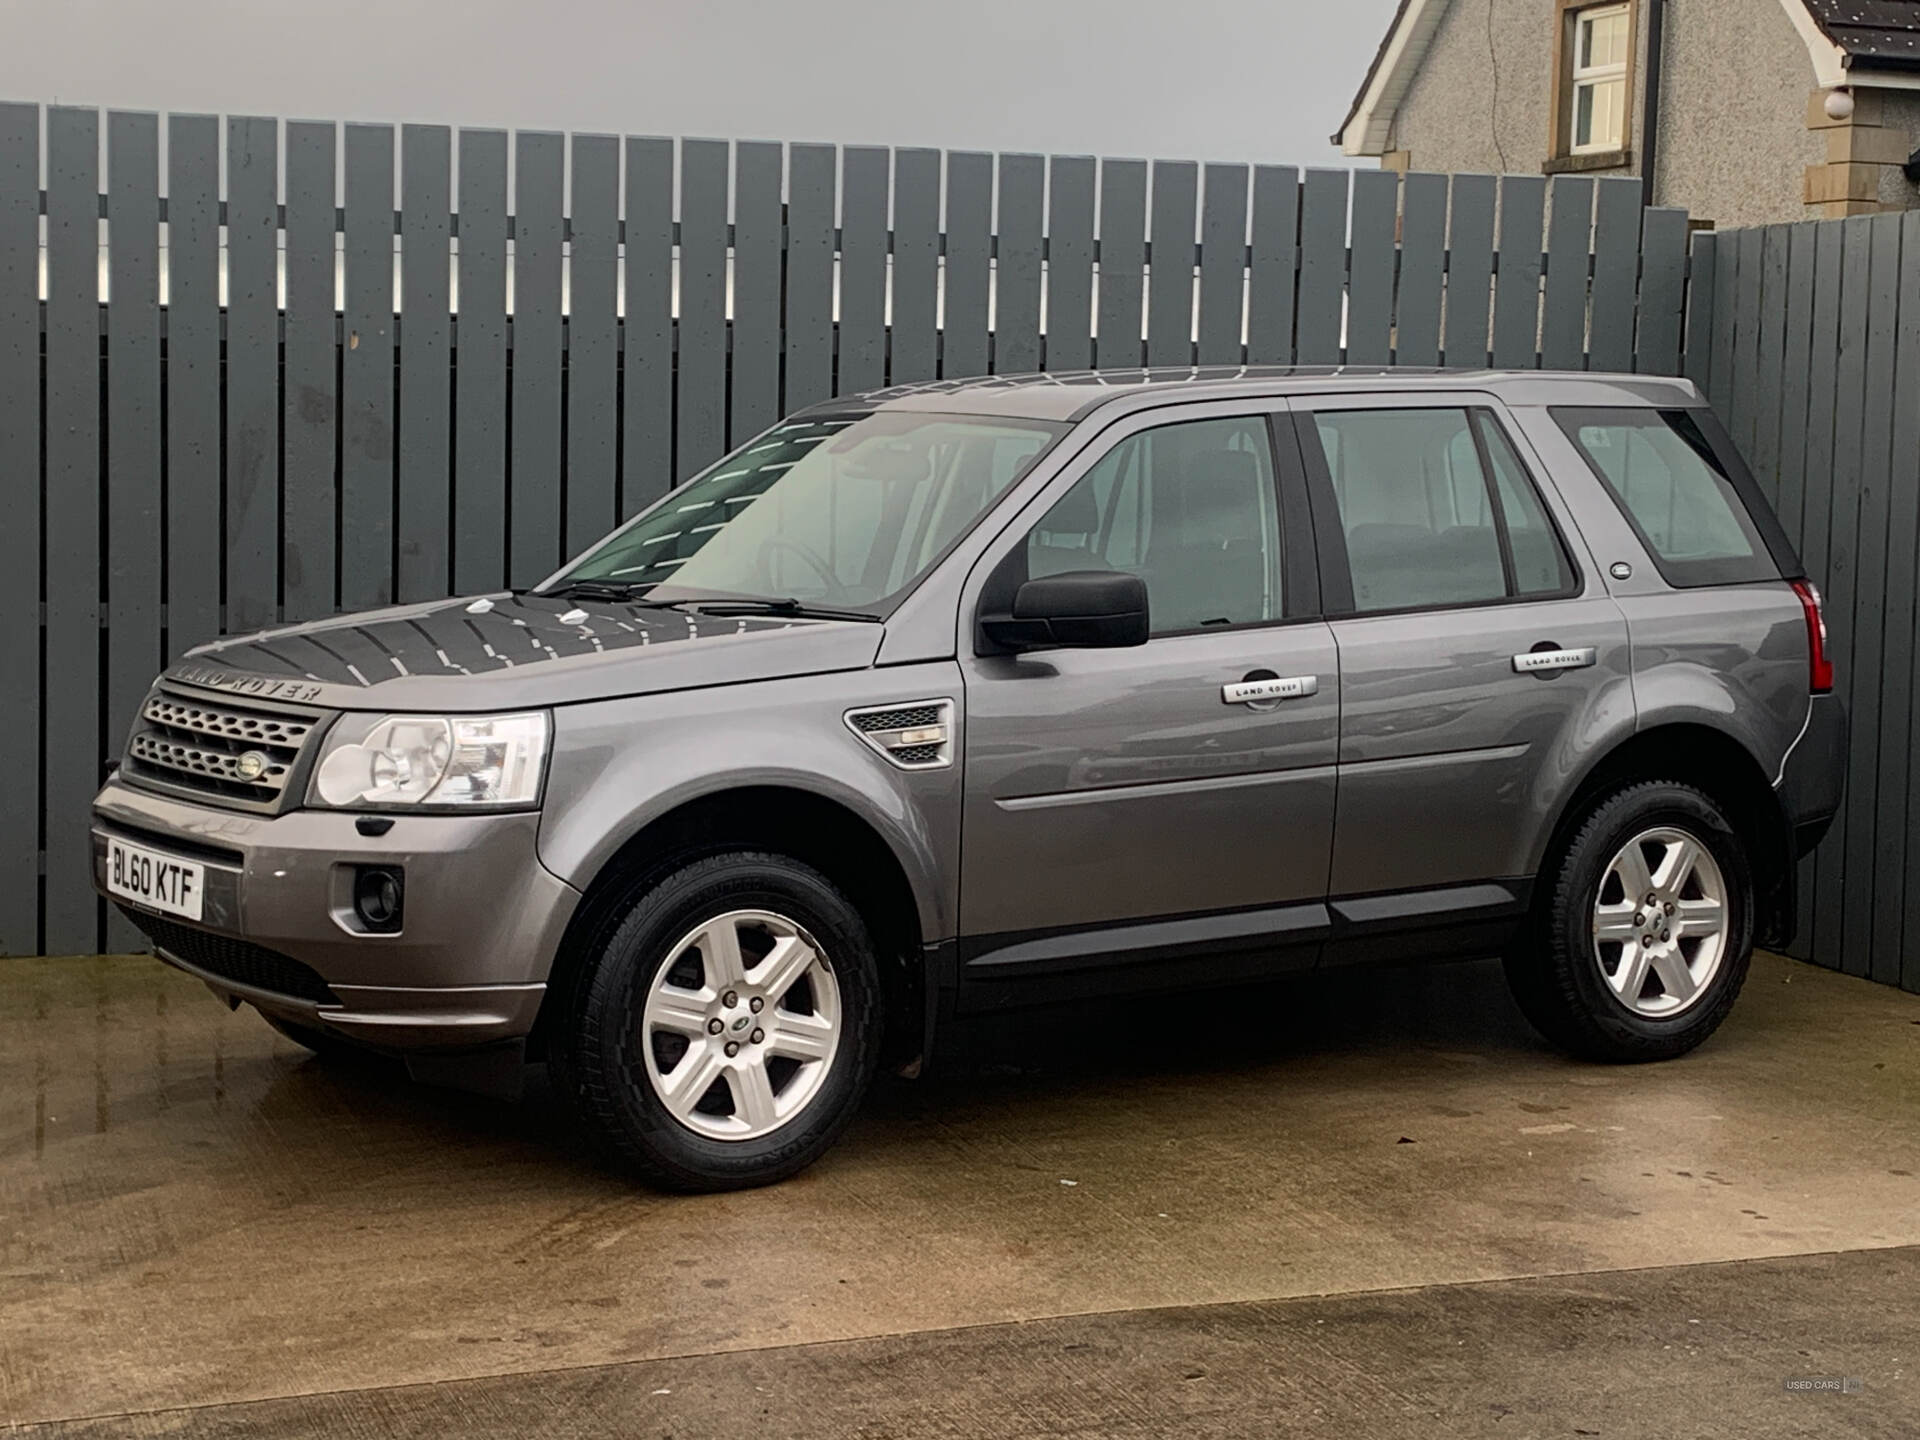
left=1334, top=0, right=1920, bottom=156
left=1802, top=0, right=1920, bottom=71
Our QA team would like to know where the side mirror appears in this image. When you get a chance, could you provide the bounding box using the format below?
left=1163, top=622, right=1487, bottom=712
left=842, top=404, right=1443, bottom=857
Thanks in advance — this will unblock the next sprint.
left=981, top=570, right=1149, bottom=652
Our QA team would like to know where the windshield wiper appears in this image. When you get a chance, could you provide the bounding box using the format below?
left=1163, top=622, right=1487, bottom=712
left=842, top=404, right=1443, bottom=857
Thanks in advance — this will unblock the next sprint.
left=529, top=579, right=652, bottom=603
left=672, top=596, right=882, bottom=623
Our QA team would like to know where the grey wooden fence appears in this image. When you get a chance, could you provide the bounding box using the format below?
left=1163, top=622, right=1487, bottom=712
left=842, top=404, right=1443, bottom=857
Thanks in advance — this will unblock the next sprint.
left=1, top=101, right=1698, bottom=957
left=1687, top=214, right=1920, bottom=996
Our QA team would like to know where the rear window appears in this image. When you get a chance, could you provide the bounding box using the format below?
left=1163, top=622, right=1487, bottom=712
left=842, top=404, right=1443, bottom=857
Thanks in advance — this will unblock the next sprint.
left=1553, top=408, right=1780, bottom=586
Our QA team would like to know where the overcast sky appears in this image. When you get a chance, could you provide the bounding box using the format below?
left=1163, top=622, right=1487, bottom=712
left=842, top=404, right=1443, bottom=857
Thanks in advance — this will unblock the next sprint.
left=1, top=0, right=1397, bottom=168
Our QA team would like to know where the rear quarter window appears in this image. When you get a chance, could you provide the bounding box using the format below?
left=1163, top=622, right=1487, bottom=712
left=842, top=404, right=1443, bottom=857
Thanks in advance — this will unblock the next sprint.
left=1552, top=407, right=1792, bottom=587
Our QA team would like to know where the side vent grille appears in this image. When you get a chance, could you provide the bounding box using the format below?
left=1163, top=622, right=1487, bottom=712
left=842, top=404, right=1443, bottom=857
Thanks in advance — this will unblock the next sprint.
left=845, top=699, right=955, bottom=771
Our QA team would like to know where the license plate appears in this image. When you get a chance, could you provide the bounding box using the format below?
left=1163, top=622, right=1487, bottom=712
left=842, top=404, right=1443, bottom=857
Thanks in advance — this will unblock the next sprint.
left=105, top=836, right=206, bottom=921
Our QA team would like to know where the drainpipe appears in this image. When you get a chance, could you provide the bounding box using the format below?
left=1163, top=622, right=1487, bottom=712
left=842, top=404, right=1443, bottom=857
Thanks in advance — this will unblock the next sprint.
left=1641, top=0, right=1666, bottom=208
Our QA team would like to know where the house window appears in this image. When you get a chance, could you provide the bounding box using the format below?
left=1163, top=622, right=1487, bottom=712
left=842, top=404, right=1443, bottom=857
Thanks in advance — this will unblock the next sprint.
left=1570, top=4, right=1630, bottom=154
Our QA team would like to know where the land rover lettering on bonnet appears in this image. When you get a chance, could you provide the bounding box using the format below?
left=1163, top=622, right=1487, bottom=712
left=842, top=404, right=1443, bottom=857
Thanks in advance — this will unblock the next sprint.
left=90, top=369, right=1845, bottom=1191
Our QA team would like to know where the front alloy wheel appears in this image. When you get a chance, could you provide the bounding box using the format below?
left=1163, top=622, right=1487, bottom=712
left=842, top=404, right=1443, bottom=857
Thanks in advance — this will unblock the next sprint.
left=640, top=910, right=843, bottom=1140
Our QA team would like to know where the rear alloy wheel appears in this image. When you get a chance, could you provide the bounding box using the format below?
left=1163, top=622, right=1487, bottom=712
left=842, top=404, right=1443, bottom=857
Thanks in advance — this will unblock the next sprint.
left=1506, top=781, right=1754, bottom=1062
left=550, top=852, right=881, bottom=1190
left=1590, top=827, right=1730, bottom=1018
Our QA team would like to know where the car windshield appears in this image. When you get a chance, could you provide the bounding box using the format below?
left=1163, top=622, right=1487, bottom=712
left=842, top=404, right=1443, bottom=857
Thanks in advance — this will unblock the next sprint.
left=549, top=411, right=1066, bottom=613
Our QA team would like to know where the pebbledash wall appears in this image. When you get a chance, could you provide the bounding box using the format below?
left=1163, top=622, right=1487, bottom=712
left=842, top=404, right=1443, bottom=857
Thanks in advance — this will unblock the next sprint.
left=8, top=98, right=1900, bottom=997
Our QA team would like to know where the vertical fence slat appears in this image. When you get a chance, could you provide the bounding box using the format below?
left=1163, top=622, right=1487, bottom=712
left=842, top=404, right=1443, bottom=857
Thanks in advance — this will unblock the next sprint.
left=284, top=121, right=338, bottom=620
left=891, top=148, right=942, bottom=384
left=622, top=136, right=674, bottom=514
left=1899, top=212, right=1920, bottom=994
left=1816, top=218, right=1873, bottom=970
left=1876, top=213, right=1919, bottom=986
left=1044, top=155, right=1095, bottom=372
left=508, top=130, right=563, bottom=581
left=1146, top=160, right=1197, bottom=367
left=1345, top=169, right=1397, bottom=366
left=1683, top=232, right=1715, bottom=392
left=1095, top=159, right=1146, bottom=369
left=1492, top=175, right=1544, bottom=368
left=838, top=145, right=890, bottom=392
left=675, top=139, right=727, bottom=475
left=1706, top=226, right=1741, bottom=420
left=165, top=117, right=221, bottom=657
left=1778, top=222, right=1819, bottom=962
left=784, top=143, right=835, bottom=408
left=1394, top=172, right=1446, bottom=367
left=1246, top=165, right=1299, bottom=365
left=732, top=141, right=784, bottom=436
left=1800, top=219, right=1844, bottom=962
left=0, top=103, right=37, bottom=953
left=1444, top=174, right=1496, bottom=368
left=1197, top=163, right=1248, bottom=366
left=226, top=116, right=280, bottom=632
left=1587, top=178, right=1640, bottom=372
left=454, top=130, right=508, bottom=586
left=105, top=112, right=161, bottom=757
left=1530, top=202, right=1590, bottom=369
left=943, top=152, right=992, bottom=377
left=398, top=124, right=452, bottom=599
left=1750, top=225, right=1791, bottom=510
left=1295, top=170, right=1348, bottom=365
left=43, top=106, right=101, bottom=953
left=343, top=125, right=399, bottom=614
left=341, top=124, right=396, bottom=609
left=566, top=132, right=619, bottom=555
left=105, top=112, right=161, bottom=955
left=1635, top=207, right=1688, bottom=375
left=1728, top=229, right=1765, bottom=479
left=994, top=152, right=1044, bottom=374
left=1846, top=214, right=1900, bottom=981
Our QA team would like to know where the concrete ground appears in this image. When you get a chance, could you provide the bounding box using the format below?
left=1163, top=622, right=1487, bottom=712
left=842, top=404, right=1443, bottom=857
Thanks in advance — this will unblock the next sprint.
left=1, top=951, right=1915, bottom=1438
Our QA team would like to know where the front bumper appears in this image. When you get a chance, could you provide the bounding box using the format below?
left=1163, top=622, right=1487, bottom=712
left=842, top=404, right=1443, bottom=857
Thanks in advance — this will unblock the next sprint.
left=90, top=777, right=581, bottom=1050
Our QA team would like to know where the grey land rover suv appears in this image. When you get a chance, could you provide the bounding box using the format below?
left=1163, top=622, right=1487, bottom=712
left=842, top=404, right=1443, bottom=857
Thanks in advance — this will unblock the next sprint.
left=91, top=369, right=1845, bottom=1190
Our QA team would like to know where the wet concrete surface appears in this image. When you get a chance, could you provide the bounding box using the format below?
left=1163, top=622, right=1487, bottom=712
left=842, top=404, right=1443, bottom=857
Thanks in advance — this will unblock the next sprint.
left=2, top=949, right=1916, bottom=1435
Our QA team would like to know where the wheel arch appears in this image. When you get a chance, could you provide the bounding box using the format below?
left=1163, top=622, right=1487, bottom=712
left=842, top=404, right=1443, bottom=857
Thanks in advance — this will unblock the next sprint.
left=1539, top=722, right=1797, bottom=949
left=533, top=784, right=934, bottom=1073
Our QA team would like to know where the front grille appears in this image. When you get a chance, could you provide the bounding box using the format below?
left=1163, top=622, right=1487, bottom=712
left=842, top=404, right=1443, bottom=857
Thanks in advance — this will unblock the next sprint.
left=120, top=908, right=340, bottom=1005
left=122, top=689, right=322, bottom=810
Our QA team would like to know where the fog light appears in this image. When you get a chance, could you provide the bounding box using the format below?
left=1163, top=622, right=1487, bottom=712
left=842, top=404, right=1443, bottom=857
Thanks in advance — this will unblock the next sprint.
left=352, top=865, right=405, bottom=933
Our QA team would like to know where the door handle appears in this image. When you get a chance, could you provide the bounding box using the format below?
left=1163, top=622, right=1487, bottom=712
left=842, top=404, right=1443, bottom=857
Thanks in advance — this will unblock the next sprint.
left=1222, top=674, right=1319, bottom=705
left=1511, top=645, right=1597, bottom=675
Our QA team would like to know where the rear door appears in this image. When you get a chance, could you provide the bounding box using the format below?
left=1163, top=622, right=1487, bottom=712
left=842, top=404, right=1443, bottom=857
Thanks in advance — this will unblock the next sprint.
left=956, top=400, right=1338, bottom=1005
left=1286, top=393, right=1635, bottom=963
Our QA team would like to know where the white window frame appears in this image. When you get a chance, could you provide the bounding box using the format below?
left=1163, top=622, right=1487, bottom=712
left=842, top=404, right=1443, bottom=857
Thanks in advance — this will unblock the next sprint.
left=1569, top=3, right=1631, bottom=155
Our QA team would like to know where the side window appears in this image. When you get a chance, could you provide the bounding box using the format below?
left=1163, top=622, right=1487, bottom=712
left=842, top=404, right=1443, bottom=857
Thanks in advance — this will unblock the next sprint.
left=1306, top=407, right=1574, bottom=613
left=1480, top=418, right=1576, bottom=596
left=1025, top=415, right=1283, bottom=635
left=1555, top=408, right=1775, bottom=586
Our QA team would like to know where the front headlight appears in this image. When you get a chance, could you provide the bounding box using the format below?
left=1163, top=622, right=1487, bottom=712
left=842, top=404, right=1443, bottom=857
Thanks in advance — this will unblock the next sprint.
left=308, top=712, right=551, bottom=811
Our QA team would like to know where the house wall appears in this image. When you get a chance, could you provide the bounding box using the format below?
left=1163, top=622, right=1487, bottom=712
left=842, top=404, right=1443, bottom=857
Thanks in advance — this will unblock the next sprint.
left=1655, top=0, right=1826, bottom=226
left=1380, top=0, right=1920, bottom=228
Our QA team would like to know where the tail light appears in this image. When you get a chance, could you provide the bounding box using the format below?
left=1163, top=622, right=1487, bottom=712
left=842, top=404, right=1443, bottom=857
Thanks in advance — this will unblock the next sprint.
left=1791, top=579, right=1834, bottom=694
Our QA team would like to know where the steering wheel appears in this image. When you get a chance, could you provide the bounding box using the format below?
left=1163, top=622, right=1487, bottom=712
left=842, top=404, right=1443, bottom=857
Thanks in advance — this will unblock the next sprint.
left=757, top=537, right=848, bottom=602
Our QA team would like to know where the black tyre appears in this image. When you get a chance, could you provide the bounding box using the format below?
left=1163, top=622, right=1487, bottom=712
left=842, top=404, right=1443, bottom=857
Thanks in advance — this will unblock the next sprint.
left=1506, top=781, right=1754, bottom=1062
left=548, top=851, right=882, bottom=1191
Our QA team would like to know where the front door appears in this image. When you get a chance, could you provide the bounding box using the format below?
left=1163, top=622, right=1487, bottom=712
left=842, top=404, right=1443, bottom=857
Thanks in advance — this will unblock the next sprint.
left=1287, top=394, right=1634, bottom=962
left=957, top=403, right=1338, bottom=1005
